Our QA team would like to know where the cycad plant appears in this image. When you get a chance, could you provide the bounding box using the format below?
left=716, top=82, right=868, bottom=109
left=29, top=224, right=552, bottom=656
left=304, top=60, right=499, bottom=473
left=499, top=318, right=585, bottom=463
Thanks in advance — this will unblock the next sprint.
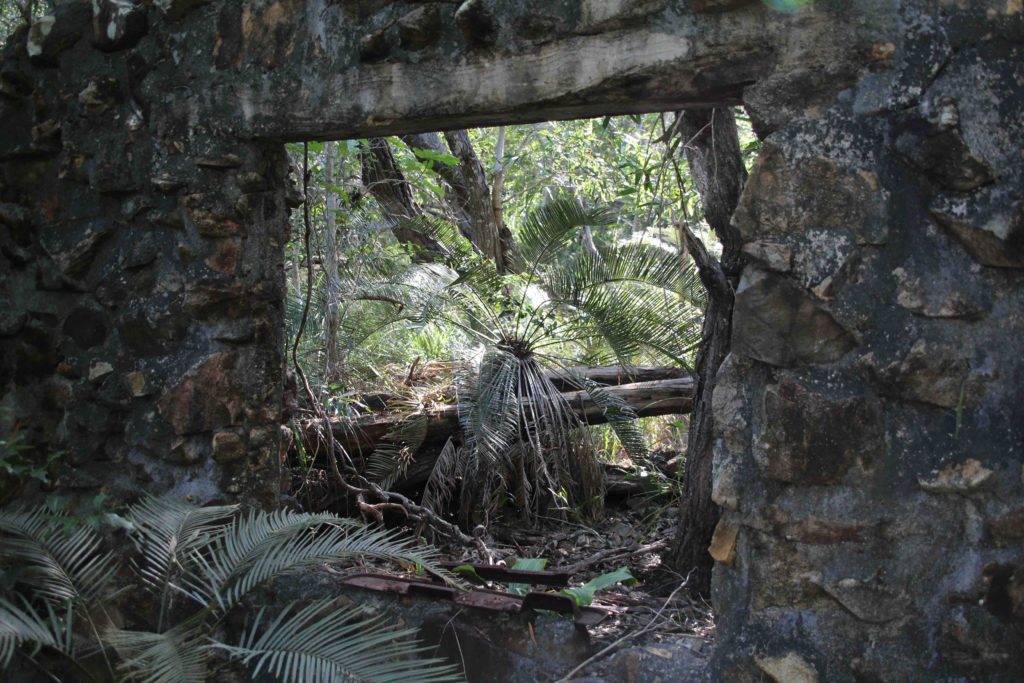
left=351, top=197, right=704, bottom=525
left=0, top=497, right=462, bottom=682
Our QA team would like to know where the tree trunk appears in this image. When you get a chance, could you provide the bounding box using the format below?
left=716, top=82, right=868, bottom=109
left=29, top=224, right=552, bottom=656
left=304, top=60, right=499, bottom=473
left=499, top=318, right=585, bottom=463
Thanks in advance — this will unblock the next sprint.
left=442, top=129, right=515, bottom=272
left=392, top=131, right=515, bottom=271
left=359, top=137, right=443, bottom=255
left=669, top=107, right=747, bottom=595
left=323, top=142, right=341, bottom=378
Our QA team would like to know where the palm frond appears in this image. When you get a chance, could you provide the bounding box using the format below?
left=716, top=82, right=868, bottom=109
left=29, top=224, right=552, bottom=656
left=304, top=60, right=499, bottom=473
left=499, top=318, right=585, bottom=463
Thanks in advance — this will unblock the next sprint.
left=458, top=350, right=520, bottom=466
left=0, top=508, right=116, bottom=605
left=105, top=623, right=207, bottom=683
left=513, top=197, right=614, bottom=271
left=127, top=497, right=237, bottom=597
left=366, top=411, right=429, bottom=489
left=0, top=597, right=58, bottom=668
left=187, top=512, right=447, bottom=611
left=422, top=437, right=462, bottom=514
left=214, top=600, right=462, bottom=683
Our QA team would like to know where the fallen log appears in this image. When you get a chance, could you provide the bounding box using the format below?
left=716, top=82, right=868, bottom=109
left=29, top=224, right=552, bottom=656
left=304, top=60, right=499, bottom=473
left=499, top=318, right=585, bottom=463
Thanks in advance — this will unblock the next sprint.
left=305, top=376, right=694, bottom=460
left=356, top=365, right=690, bottom=412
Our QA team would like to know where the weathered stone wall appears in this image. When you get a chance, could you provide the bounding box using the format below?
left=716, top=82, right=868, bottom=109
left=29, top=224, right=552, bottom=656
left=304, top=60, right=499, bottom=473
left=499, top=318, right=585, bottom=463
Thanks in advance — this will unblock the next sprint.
left=0, top=2, right=294, bottom=506
left=0, top=0, right=1021, bottom=679
left=712, top=6, right=1024, bottom=679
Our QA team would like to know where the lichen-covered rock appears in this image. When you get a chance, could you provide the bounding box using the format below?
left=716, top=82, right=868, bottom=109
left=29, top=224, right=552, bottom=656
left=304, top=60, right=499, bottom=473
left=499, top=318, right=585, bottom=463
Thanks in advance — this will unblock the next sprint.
left=892, top=98, right=994, bottom=192
left=92, top=0, right=148, bottom=52
left=930, top=186, right=1024, bottom=269
left=732, top=268, right=858, bottom=367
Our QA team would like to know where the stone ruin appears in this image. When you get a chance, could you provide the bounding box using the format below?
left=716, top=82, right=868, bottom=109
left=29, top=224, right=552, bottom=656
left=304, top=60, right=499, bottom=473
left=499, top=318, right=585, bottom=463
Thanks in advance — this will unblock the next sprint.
left=0, top=0, right=1022, bottom=679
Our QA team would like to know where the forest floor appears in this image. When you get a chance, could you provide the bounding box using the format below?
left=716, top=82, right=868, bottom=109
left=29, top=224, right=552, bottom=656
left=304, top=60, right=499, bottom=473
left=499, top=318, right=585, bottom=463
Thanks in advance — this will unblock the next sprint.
left=306, top=450, right=714, bottom=681
left=431, top=474, right=715, bottom=679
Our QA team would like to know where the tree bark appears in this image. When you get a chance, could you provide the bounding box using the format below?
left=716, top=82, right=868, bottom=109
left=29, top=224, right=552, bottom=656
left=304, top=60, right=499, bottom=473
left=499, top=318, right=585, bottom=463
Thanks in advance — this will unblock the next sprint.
left=669, top=107, right=747, bottom=595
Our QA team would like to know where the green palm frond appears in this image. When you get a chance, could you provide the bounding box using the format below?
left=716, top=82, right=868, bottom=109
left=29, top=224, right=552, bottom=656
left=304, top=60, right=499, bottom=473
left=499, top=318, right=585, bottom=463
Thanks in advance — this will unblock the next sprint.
left=215, top=600, right=462, bottom=683
left=187, top=511, right=447, bottom=611
left=106, top=622, right=208, bottom=683
left=0, top=597, right=59, bottom=668
left=458, top=350, right=520, bottom=464
left=513, top=197, right=614, bottom=271
left=127, top=496, right=236, bottom=596
left=366, top=411, right=429, bottom=489
left=0, top=508, right=116, bottom=605
left=422, top=437, right=462, bottom=514
left=546, top=242, right=704, bottom=308
left=563, top=282, right=702, bottom=367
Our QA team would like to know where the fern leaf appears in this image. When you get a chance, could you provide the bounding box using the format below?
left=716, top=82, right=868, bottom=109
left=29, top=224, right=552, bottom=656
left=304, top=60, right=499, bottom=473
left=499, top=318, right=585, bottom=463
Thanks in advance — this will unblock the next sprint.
left=186, top=512, right=446, bottom=612
left=126, top=496, right=236, bottom=598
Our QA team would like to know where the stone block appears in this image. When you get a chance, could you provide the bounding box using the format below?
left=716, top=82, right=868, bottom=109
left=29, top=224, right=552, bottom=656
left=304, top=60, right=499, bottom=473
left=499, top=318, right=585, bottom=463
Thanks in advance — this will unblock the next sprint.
left=204, top=237, right=241, bottom=274
left=78, top=77, right=122, bottom=114
left=741, top=240, right=791, bottom=272
left=732, top=268, right=857, bottom=367
left=398, top=6, right=442, bottom=51
left=733, top=144, right=888, bottom=246
left=892, top=98, right=994, bottom=192
left=816, top=577, right=912, bottom=624
left=27, top=12, right=83, bottom=66
left=987, top=507, right=1024, bottom=546
left=864, top=339, right=976, bottom=409
left=579, top=0, right=666, bottom=32
left=92, top=0, right=148, bottom=52
left=755, top=380, right=883, bottom=484
left=212, top=431, right=245, bottom=463
left=123, top=371, right=152, bottom=397
left=158, top=352, right=244, bottom=435
left=930, top=185, right=1024, bottom=269
left=918, top=459, right=995, bottom=495
left=455, top=0, right=497, bottom=46
left=709, top=517, right=740, bottom=566
left=754, top=652, right=818, bottom=683
left=182, top=193, right=242, bottom=238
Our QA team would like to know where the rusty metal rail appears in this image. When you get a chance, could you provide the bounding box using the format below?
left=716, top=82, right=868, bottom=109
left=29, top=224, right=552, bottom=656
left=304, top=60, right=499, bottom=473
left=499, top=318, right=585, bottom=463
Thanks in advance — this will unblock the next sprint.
left=338, top=571, right=609, bottom=628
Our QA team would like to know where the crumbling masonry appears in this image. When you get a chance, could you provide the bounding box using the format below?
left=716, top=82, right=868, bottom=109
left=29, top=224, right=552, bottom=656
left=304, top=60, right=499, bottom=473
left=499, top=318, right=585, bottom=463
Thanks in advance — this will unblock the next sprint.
left=1, top=1, right=1021, bottom=679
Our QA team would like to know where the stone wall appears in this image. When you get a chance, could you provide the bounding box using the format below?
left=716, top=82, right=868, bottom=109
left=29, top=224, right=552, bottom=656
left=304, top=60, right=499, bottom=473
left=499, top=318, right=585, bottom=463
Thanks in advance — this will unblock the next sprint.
left=712, top=6, right=1024, bottom=679
left=0, top=0, right=1021, bottom=679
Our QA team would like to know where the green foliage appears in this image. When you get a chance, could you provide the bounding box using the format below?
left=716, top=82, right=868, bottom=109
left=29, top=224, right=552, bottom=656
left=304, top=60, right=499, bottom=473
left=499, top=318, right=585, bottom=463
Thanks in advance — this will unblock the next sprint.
left=282, top=114, right=746, bottom=522
left=507, top=558, right=548, bottom=596
left=0, top=428, right=61, bottom=504
left=473, top=557, right=635, bottom=607
left=561, top=567, right=637, bottom=607
left=0, top=498, right=463, bottom=682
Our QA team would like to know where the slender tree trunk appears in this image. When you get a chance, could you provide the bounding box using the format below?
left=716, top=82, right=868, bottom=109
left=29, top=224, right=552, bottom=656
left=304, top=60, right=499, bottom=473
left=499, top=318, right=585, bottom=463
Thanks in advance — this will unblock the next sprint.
left=669, top=108, right=747, bottom=595
left=323, top=142, right=341, bottom=378
left=359, top=138, right=443, bottom=256
left=392, top=131, right=516, bottom=271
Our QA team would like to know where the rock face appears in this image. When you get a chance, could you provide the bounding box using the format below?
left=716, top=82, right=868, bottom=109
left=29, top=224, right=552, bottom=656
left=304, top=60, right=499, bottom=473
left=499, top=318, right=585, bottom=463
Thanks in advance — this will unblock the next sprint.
left=0, top=1, right=1022, bottom=681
